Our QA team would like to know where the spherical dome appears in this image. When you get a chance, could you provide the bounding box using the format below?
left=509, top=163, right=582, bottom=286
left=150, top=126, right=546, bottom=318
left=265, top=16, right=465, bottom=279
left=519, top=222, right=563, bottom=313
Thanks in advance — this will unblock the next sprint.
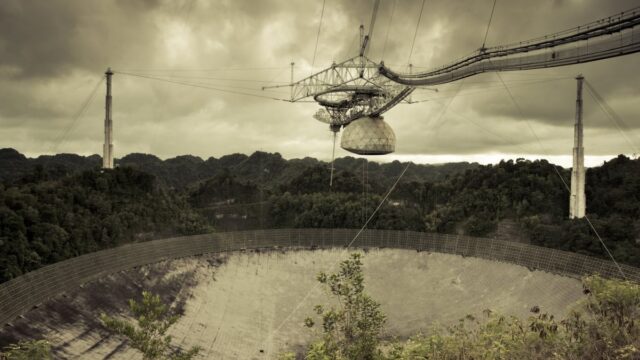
left=340, top=116, right=396, bottom=155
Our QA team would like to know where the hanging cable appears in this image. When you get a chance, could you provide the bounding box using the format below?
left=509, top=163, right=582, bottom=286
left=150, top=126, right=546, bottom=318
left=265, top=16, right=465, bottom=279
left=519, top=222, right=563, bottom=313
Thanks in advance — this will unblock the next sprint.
left=365, top=159, right=369, bottom=221
left=584, top=80, right=639, bottom=155
left=116, top=66, right=289, bottom=72
left=409, top=76, right=572, bottom=103
left=49, top=76, right=104, bottom=153
left=136, top=76, right=290, bottom=94
left=381, top=0, right=397, bottom=61
left=361, top=158, right=369, bottom=225
left=114, top=71, right=291, bottom=101
left=132, top=74, right=289, bottom=84
left=262, top=67, right=290, bottom=87
left=363, top=0, right=381, bottom=57
left=362, top=158, right=366, bottom=224
left=263, top=162, right=410, bottom=358
left=481, top=0, right=498, bottom=49
left=427, top=99, right=531, bottom=154
left=429, top=78, right=465, bottom=131
left=493, top=69, right=627, bottom=280
left=496, top=72, right=570, bottom=187
left=407, top=0, right=426, bottom=65
left=329, top=131, right=337, bottom=189
left=126, top=75, right=288, bottom=93
left=310, top=0, right=327, bottom=74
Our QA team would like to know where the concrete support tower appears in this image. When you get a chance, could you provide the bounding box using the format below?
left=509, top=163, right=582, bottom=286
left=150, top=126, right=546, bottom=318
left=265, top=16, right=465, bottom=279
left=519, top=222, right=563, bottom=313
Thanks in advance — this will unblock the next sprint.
left=103, top=68, right=114, bottom=169
left=570, top=75, right=586, bottom=218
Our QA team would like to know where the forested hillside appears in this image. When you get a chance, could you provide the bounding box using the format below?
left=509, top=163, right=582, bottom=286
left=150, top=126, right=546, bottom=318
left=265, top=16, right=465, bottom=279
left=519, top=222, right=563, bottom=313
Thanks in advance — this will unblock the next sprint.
left=191, top=156, right=640, bottom=266
left=0, top=149, right=477, bottom=283
left=0, top=148, right=479, bottom=189
left=1, top=149, right=639, bottom=283
left=0, top=167, right=209, bottom=283
left=0, top=148, right=100, bottom=183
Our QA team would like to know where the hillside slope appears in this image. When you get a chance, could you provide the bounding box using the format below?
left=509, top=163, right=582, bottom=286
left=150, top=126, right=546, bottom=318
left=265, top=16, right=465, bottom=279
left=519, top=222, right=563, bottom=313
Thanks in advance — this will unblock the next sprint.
left=0, top=148, right=479, bottom=189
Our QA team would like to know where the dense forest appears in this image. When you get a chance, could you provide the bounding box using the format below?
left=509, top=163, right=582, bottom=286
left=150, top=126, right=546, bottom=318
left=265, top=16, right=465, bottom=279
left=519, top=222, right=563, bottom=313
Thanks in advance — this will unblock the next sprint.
left=0, top=166, right=209, bottom=283
left=191, top=155, right=640, bottom=266
left=1, top=148, right=639, bottom=283
left=0, top=148, right=478, bottom=189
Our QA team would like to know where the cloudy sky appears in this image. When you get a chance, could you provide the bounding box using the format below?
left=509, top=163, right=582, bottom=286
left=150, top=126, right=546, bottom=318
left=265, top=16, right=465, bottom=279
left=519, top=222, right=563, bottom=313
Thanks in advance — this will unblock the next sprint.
left=1, top=0, right=639, bottom=167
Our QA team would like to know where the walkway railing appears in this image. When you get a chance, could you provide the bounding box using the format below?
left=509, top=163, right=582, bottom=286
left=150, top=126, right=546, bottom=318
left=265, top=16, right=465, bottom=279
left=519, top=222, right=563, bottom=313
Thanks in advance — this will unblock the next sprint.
left=1, top=229, right=638, bottom=326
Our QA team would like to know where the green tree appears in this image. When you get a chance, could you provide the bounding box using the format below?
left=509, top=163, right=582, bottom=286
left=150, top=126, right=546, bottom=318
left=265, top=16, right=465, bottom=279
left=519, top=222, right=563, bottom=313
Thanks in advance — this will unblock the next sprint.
left=303, top=253, right=386, bottom=360
left=0, top=340, right=52, bottom=360
left=100, top=291, right=201, bottom=360
left=559, top=275, right=640, bottom=359
left=0, top=167, right=211, bottom=284
left=387, top=275, right=640, bottom=360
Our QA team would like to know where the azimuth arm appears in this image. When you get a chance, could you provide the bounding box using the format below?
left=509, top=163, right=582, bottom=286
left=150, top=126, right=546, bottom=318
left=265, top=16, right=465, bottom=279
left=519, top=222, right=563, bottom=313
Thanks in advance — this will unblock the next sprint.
left=380, top=7, right=640, bottom=86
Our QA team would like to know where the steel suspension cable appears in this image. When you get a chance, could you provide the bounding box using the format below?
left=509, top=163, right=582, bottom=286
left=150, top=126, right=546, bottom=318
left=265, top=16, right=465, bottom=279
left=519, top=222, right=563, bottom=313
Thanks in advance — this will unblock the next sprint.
left=409, top=77, right=573, bottom=104
left=493, top=70, right=627, bottom=280
left=310, top=0, right=327, bottom=74
left=329, top=131, right=337, bottom=188
left=50, top=76, right=104, bottom=153
left=407, top=0, right=426, bottom=65
left=264, top=162, right=411, bottom=357
left=380, top=6, right=640, bottom=85
left=364, top=0, right=381, bottom=57
left=116, top=66, right=289, bottom=72
left=114, top=71, right=291, bottom=101
left=129, top=75, right=288, bottom=93
left=429, top=78, right=465, bottom=130
left=132, top=74, right=289, bottom=84
left=428, top=99, right=530, bottom=154
left=584, top=80, right=639, bottom=155
left=482, top=0, right=498, bottom=49
left=380, top=0, right=397, bottom=61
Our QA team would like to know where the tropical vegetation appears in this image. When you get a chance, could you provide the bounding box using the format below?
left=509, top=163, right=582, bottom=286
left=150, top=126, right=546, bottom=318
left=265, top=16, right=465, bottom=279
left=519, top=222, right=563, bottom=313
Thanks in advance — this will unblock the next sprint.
left=282, top=253, right=640, bottom=359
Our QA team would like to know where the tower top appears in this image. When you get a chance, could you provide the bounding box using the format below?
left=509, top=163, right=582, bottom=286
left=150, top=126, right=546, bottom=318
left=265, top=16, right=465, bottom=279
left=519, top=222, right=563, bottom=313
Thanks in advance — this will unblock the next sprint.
left=576, top=74, right=584, bottom=80
left=105, top=67, right=113, bottom=76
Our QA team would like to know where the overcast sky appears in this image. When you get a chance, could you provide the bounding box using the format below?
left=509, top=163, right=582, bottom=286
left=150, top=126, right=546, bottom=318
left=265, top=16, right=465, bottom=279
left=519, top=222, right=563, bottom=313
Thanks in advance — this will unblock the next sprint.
left=1, top=0, right=639, bottom=167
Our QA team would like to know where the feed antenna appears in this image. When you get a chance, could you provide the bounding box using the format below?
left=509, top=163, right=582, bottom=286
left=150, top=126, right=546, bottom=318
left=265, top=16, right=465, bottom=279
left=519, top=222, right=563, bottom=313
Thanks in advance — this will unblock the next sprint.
left=106, top=4, right=640, bottom=160
left=263, top=3, right=640, bottom=157
left=104, top=2, right=640, bottom=166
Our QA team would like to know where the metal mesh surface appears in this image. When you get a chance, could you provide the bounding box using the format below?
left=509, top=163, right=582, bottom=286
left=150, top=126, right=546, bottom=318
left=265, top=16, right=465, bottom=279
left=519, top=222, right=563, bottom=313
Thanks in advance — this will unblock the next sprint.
left=1, top=228, right=638, bottom=326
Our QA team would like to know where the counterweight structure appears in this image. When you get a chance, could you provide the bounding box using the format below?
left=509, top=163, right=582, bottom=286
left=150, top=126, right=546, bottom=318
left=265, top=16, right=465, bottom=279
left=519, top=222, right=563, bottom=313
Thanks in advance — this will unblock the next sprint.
left=570, top=76, right=586, bottom=219
left=103, top=68, right=114, bottom=169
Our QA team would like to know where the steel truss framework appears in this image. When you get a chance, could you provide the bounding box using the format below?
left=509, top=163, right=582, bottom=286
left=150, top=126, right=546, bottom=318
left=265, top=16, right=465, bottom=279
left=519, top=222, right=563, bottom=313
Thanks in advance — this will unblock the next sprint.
left=268, top=56, right=413, bottom=127
left=266, top=6, right=640, bottom=129
left=380, top=7, right=640, bottom=86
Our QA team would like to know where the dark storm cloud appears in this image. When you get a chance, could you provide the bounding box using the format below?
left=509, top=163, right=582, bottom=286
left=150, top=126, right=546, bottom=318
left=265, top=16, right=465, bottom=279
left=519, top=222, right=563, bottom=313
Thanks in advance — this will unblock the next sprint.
left=0, top=0, right=639, bottom=163
left=0, top=1, right=162, bottom=78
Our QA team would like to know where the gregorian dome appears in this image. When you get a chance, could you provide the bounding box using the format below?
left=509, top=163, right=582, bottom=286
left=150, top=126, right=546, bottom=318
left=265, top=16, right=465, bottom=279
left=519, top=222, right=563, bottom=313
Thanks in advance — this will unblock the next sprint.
left=340, top=116, right=396, bottom=155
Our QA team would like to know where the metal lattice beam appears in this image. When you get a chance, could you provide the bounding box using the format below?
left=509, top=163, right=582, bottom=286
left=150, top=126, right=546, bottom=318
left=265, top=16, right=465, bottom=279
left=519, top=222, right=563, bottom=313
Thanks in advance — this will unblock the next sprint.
left=267, top=6, right=640, bottom=130
left=266, top=56, right=413, bottom=126
left=380, top=7, right=640, bottom=86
